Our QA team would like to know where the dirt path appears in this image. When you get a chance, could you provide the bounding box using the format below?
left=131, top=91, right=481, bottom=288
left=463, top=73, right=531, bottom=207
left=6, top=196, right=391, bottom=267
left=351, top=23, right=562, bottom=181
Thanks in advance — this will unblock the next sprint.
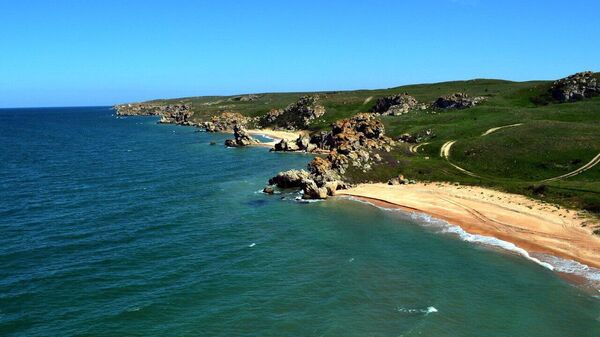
left=409, top=142, right=429, bottom=154
left=543, top=152, right=600, bottom=182
left=363, top=96, right=373, bottom=105
left=439, top=140, right=480, bottom=177
left=481, top=123, right=523, bottom=136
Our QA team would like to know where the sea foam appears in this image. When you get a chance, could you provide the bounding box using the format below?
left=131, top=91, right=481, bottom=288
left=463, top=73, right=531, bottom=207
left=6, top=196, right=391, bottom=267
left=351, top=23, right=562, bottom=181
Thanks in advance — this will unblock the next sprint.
left=341, top=196, right=600, bottom=287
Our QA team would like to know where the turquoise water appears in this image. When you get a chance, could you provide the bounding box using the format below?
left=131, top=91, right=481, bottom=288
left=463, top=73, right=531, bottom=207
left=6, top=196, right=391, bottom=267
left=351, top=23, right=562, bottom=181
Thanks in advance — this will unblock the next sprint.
left=1, top=107, right=599, bottom=336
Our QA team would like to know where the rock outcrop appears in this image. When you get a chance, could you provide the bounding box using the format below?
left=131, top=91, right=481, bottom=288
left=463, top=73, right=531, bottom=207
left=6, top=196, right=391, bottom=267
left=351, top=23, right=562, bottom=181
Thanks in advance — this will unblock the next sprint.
left=432, top=93, right=485, bottom=110
left=371, top=93, right=419, bottom=115
left=550, top=71, right=600, bottom=102
left=115, top=103, right=193, bottom=125
left=268, top=169, right=311, bottom=188
left=114, top=103, right=194, bottom=125
left=228, top=94, right=262, bottom=102
left=224, top=125, right=259, bottom=147
left=267, top=113, right=394, bottom=199
left=202, top=112, right=254, bottom=132
left=114, top=103, right=162, bottom=116
left=272, top=135, right=317, bottom=153
left=261, top=95, right=325, bottom=130
left=158, top=105, right=193, bottom=125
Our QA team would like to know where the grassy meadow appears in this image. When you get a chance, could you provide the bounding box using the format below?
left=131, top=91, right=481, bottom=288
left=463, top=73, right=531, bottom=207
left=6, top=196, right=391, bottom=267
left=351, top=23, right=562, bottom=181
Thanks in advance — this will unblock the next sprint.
left=146, top=75, right=600, bottom=213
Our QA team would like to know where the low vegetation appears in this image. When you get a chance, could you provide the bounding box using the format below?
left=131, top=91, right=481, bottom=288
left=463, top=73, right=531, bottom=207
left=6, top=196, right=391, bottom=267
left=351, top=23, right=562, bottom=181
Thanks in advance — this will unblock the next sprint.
left=134, top=73, right=600, bottom=212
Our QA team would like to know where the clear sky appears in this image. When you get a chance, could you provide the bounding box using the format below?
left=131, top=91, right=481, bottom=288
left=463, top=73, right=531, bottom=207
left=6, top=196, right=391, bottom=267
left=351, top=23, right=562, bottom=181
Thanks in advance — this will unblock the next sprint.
left=1, top=0, right=599, bottom=108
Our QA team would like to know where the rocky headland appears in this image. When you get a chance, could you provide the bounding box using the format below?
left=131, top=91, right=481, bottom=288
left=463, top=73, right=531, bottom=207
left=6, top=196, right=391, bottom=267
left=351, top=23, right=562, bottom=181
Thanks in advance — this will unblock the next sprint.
left=266, top=113, right=394, bottom=199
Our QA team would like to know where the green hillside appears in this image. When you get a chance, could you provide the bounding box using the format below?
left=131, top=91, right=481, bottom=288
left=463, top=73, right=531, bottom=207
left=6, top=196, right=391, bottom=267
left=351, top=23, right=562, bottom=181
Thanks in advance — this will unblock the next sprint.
left=146, top=75, right=600, bottom=213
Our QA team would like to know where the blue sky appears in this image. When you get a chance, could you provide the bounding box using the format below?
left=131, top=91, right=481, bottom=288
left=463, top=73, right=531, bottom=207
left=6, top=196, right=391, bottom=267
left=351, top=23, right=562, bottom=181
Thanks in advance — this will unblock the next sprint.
left=1, top=0, right=599, bottom=108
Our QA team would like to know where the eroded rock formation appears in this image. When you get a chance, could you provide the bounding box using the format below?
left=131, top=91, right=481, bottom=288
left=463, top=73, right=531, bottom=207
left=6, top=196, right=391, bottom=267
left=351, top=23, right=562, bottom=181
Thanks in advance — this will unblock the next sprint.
left=551, top=71, right=600, bottom=102
left=224, top=125, right=259, bottom=147
left=261, top=95, right=325, bottom=130
left=267, top=113, right=394, bottom=199
left=202, top=112, right=254, bottom=133
left=432, top=93, right=485, bottom=110
left=371, top=93, right=420, bottom=115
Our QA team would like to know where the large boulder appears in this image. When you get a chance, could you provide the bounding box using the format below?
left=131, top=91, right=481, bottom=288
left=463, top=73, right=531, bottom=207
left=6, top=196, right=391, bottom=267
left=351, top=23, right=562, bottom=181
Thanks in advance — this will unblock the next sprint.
left=272, top=135, right=316, bottom=152
left=268, top=169, right=311, bottom=188
left=260, top=95, right=325, bottom=130
left=224, top=125, right=259, bottom=147
left=551, top=71, right=600, bottom=102
left=272, top=138, right=300, bottom=152
left=301, top=179, right=329, bottom=199
left=371, top=93, right=419, bottom=115
left=432, top=93, right=485, bottom=110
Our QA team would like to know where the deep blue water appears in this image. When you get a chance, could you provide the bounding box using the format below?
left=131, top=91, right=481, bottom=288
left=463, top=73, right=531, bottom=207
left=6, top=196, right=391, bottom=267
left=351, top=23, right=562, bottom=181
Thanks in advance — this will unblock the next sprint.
left=1, top=107, right=599, bottom=336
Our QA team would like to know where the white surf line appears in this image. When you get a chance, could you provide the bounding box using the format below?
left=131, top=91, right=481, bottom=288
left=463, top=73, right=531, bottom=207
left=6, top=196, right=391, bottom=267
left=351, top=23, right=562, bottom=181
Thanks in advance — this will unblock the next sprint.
left=439, top=140, right=480, bottom=178
left=543, top=152, right=600, bottom=182
left=481, top=123, right=523, bottom=136
left=363, top=96, right=373, bottom=105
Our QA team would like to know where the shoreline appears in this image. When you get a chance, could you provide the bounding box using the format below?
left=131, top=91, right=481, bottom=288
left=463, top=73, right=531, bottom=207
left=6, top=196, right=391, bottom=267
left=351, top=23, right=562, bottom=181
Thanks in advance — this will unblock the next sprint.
left=121, top=113, right=600, bottom=288
left=247, top=129, right=306, bottom=147
left=337, top=183, right=600, bottom=285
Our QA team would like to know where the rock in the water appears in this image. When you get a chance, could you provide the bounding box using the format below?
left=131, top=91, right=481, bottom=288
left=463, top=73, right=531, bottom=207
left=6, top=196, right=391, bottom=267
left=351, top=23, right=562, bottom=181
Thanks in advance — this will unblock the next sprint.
left=301, top=179, right=329, bottom=199
left=268, top=169, right=311, bottom=188
left=260, top=95, right=325, bottom=130
left=550, top=71, right=600, bottom=102
left=272, top=138, right=300, bottom=152
left=224, top=125, right=259, bottom=147
left=371, top=93, right=419, bottom=115
left=263, top=186, right=275, bottom=194
left=432, top=93, right=485, bottom=110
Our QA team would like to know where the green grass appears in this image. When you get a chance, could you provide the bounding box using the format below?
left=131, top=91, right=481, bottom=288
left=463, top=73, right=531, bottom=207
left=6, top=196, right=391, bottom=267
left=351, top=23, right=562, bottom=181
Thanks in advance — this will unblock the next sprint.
left=142, top=75, right=600, bottom=213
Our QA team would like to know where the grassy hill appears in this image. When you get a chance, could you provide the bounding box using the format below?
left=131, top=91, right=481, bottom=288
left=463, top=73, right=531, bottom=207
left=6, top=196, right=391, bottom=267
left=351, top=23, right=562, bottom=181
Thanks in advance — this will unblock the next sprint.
left=144, top=75, right=600, bottom=214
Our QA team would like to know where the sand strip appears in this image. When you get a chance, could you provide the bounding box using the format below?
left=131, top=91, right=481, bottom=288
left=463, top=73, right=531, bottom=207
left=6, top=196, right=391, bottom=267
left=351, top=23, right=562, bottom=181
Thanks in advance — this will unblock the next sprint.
left=337, top=183, right=600, bottom=270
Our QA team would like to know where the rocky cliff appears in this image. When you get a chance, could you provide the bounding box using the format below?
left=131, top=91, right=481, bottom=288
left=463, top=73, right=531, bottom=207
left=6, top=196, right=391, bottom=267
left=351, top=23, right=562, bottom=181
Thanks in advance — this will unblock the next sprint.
left=261, top=95, right=325, bottom=130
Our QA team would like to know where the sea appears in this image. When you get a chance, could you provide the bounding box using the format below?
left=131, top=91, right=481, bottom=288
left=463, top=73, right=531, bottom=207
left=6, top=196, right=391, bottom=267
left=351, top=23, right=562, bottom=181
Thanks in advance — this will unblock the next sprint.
left=1, top=107, right=599, bottom=336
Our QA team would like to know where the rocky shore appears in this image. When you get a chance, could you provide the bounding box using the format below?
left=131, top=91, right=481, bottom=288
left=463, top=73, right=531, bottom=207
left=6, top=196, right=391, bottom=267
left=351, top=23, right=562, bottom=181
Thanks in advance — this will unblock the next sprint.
left=266, top=113, right=395, bottom=199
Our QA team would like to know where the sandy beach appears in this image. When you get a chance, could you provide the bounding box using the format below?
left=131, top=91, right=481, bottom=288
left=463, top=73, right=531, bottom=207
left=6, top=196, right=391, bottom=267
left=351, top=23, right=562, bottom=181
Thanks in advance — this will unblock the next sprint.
left=247, top=129, right=305, bottom=147
left=338, top=183, right=600, bottom=270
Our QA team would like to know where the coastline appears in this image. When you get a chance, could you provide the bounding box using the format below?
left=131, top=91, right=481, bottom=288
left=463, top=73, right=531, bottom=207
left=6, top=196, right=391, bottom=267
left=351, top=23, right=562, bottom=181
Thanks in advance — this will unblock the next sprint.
left=247, top=128, right=306, bottom=147
left=337, top=183, right=600, bottom=281
left=119, top=112, right=600, bottom=288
